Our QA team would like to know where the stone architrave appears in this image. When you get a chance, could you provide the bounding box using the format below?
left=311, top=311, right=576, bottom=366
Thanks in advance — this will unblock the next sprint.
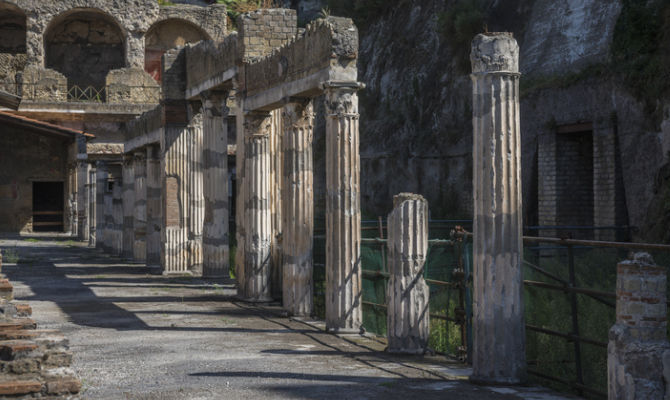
left=322, top=81, right=364, bottom=333
left=133, top=151, right=147, bottom=261
left=146, top=145, right=161, bottom=266
left=281, top=100, right=314, bottom=317
left=470, top=33, right=526, bottom=384
left=201, top=91, right=230, bottom=279
left=242, top=111, right=273, bottom=302
left=608, top=253, right=670, bottom=400
left=386, top=193, right=430, bottom=354
left=122, top=155, right=135, bottom=259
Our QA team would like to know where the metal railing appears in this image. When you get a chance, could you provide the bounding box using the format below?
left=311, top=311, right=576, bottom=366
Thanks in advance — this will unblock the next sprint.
left=68, top=85, right=106, bottom=102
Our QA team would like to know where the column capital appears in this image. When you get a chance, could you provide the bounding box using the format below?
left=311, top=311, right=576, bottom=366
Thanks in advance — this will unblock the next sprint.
left=200, top=90, right=230, bottom=118
left=470, top=32, right=519, bottom=75
left=282, top=100, right=314, bottom=127
left=243, top=110, right=273, bottom=139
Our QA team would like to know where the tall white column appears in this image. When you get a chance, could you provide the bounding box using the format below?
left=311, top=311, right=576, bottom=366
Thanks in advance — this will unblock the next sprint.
left=122, top=155, right=135, bottom=259
left=188, top=109, right=204, bottom=276
left=133, top=151, right=147, bottom=262
left=201, top=91, right=230, bottom=279
left=323, top=81, right=364, bottom=333
left=282, top=100, right=314, bottom=317
left=242, top=111, right=273, bottom=302
left=386, top=193, right=430, bottom=354
left=146, top=145, right=162, bottom=266
left=470, top=32, right=526, bottom=384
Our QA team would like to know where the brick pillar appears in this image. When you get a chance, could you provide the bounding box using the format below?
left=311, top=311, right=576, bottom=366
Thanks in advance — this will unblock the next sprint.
left=242, top=111, right=273, bottom=302
left=281, top=100, right=314, bottom=317
left=386, top=193, right=430, bottom=354
left=146, top=145, right=162, bottom=266
left=323, top=81, right=364, bottom=333
left=470, top=33, right=526, bottom=384
left=201, top=91, right=230, bottom=279
left=133, top=151, right=147, bottom=262
left=122, top=155, right=135, bottom=259
left=608, top=253, right=670, bottom=399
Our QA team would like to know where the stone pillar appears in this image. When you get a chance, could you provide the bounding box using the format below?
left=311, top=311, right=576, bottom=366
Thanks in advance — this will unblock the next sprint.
left=323, top=81, right=364, bottom=333
left=77, top=160, right=89, bottom=241
left=122, top=155, right=135, bottom=259
left=95, top=162, right=107, bottom=251
left=235, top=102, right=247, bottom=294
left=103, top=182, right=114, bottom=253
left=242, top=111, right=273, bottom=302
left=146, top=145, right=162, bottom=266
left=270, top=109, right=283, bottom=300
left=134, top=151, right=147, bottom=262
left=188, top=108, right=205, bottom=276
left=112, top=180, right=123, bottom=255
left=201, top=91, right=230, bottom=279
left=88, top=165, right=97, bottom=246
left=470, top=33, right=526, bottom=384
left=281, top=100, right=314, bottom=317
left=608, top=253, right=670, bottom=400
left=386, top=193, right=430, bottom=354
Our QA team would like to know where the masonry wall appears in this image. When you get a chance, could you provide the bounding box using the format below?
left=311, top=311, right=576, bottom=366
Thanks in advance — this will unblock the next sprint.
left=0, top=126, right=69, bottom=233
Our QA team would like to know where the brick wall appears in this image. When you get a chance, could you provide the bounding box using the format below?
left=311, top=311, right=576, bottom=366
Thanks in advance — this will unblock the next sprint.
left=238, top=9, right=297, bottom=62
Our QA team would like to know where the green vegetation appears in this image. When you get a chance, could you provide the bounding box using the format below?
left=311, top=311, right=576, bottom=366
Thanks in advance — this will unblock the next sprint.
left=1, top=248, right=19, bottom=264
left=437, top=0, right=487, bottom=73
left=24, top=238, right=41, bottom=243
left=216, top=0, right=282, bottom=29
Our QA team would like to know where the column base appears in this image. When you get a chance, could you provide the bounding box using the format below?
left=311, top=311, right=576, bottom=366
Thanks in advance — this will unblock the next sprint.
left=469, top=375, right=526, bottom=386
left=325, top=326, right=365, bottom=335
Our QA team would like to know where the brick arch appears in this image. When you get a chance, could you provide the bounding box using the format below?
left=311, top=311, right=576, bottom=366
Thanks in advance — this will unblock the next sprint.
left=44, top=8, right=126, bottom=93
left=144, top=18, right=211, bottom=82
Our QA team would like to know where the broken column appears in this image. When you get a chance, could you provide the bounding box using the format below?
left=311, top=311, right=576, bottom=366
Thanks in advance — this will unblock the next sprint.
left=386, top=193, right=430, bottom=354
left=323, top=81, right=364, bottom=333
left=608, top=253, right=670, bottom=400
left=146, top=145, right=162, bottom=266
left=242, top=111, right=273, bottom=302
left=281, top=100, right=314, bottom=317
left=133, top=151, right=147, bottom=262
left=470, top=33, right=526, bottom=384
left=201, top=91, right=230, bottom=279
left=122, top=155, right=135, bottom=259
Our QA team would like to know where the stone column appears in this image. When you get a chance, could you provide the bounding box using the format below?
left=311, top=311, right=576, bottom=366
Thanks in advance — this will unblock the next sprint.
left=122, top=155, right=135, bottom=259
left=323, top=81, right=364, bottom=333
left=235, top=102, right=247, bottom=294
left=470, top=33, right=526, bottom=384
left=242, top=111, right=273, bottom=302
left=281, top=100, right=314, bottom=317
left=103, top=181, right=114, bottom=253
left=201, top=91, right=230, bottom=279
left=134, top=151, right=147, bottom=262
left=608, top=253, right=670, bottom=400
left=386, top=193, right=430, bottom=353
left=77, top=160, right=89, bottom=241
left=112, top=180, right=123, bottom=255
left=188, top=109, right=205, bottom=276
left=95, top=162, right=107, bottom=251
left=146, top=145, right=162, bottom=266
left=271, top=110, right=283, bottom=300
left=88, top=165, right=97, bottom=246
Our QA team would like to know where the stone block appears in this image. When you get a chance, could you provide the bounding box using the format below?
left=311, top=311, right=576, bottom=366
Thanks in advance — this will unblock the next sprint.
left=0, top=380, right=42, bottom=396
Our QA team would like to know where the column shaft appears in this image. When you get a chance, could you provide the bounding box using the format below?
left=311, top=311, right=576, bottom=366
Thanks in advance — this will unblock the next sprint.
left=270, top=110, right=283, bottom=300
left=470, top=33, right=526, bottom=384
left=77, top=161, right=89, bottom=241
left=242, top=112, right=273, bottom=302
left=323, top=83, right=363, bottom=333
left=386, top=193, right=430, bottom=354
left=95, top=163, right=107, bottom=251
left=202, top=92, right=230, bottom=278
left=122, top=156, right=135, bottom=259
left=112, top=180, right=123, bottom=255
left=134, top=152, right=147, bottom=261
left=88, top=166, right=97, bottom=246
left=282, top=101, right=314, bottom=317
left=146, top=145, right=162, bottom=266
left=188, top=111, right=205, bottom=276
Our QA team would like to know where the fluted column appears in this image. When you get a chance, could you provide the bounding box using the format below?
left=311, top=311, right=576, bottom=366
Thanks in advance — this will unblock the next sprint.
left=470, top=33, right=526, bottom=384
left=188, top=109, right=205, bottom=276
left=133, top=151, right=147, bottom=262
left=386, top=193, right=430, bottom=354
left=242, top=111, right=273, bottom=302
left=122, top=155, right=135, bottom=259
left=323, top=81, right=364, bottom=333
left=77, top=161, right=89, bottom=241
left=201, top=91, right=230, bottom=279
left=282, top=100, right=314, bottom=317
left=95, top=162, right=107, bottom=251
left=88, top=165, right=97, bottom=246
left=111, top=179, right=123, bottom=255
left=146, top=145, right=162, bottom=266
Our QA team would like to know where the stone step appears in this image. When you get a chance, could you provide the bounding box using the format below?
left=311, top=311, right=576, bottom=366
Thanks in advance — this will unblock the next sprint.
left=0, top=341, right=39, bottom=361
left=0, top=280, right=13, bottom=301
left=0, top=379, right=42, bottom=396
left=13, top=304, right=32, bottom=318
left=0, top=329, right=59, bottom=341
left=43, top=367, right=82, bottom=395
left=0, top=319, right=37, bottom=331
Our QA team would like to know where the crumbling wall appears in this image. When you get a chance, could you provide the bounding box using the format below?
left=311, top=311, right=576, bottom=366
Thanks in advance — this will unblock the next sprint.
left=238, top=9, right=298, bottom=62
left=185, top=35, right=238, bottom=93
left=0, top=2, right=27, bottom=95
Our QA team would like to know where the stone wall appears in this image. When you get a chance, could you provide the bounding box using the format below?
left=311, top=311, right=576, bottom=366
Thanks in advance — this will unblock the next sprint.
left=185, top=35, right=239, bottom=93
left=238, top=9, right=298, bottom=62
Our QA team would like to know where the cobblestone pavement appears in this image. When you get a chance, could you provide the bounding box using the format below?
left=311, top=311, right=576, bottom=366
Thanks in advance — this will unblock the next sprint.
left=0, top=238, right=580, bottom=399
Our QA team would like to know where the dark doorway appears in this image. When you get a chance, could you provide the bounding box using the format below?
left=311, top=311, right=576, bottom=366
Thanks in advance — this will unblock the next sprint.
left=33, top=182, right=64, bottom=232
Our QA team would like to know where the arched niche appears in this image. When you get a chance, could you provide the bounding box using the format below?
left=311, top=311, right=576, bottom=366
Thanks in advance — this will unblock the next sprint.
left=144, top=19, right=211, bottom=82
left=44, top=9, right=125, bottom=94
left=0, top=2, right=26, bottom=54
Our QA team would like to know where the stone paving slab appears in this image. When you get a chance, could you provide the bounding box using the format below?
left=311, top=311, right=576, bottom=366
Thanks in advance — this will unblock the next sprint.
left=0, top=238, right=581, bottom=399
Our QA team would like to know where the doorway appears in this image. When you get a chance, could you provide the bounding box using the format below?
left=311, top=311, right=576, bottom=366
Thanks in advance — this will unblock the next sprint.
left=32, top=181, right=64, bottom=232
